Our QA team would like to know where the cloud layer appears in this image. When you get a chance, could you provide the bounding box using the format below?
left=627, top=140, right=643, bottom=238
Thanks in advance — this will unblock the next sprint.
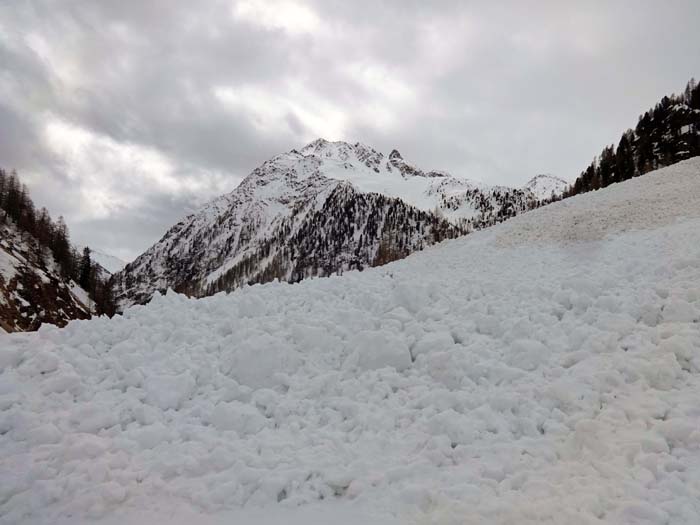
left=1, top=0, right=699, bottom=259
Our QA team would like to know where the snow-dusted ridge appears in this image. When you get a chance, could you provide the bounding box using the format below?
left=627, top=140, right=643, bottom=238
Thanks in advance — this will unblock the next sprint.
left=3, top=158, right=700, bottom=524
left=524, top=173, right=569, bottom=200
left=91, top=249, right=127, bottom=275
left=75, top=246, right=127, bottom=276
left=115, top=139, right=563, bottom=308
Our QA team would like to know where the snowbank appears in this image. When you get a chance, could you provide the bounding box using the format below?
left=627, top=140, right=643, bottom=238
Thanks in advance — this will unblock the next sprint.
left=2, top=158, right=700, bottom=524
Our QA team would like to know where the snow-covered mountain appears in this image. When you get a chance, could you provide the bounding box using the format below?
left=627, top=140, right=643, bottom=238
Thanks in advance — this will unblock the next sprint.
left=78, top=246, right=127, bottom=275
left=524, top=174, right=569, bottom=200
left=0, top=220, right=91, bottom=332
left=5, top=158, right=700, bottom=524
left=115, top=139, right=557, bottom=307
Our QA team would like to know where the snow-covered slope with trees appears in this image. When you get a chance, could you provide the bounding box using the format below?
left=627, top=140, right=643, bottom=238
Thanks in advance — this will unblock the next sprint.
left=3, top=158, right=700, bottom=524
left=0, top=218, right=92, bottom=331
left=78, top=247, right=127, bottom=276
left=0, top=169, right=116, bottom=331
left=114, top=140, right=559, bottom=307
left=566, top=79, right=700, bottom=197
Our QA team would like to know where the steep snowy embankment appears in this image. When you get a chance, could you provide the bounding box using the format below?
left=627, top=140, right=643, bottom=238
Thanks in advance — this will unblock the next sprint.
left=2, top=159, right=700, bottom=524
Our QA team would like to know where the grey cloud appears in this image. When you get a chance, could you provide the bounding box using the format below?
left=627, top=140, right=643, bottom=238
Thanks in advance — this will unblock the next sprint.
left=1, top=0, right=699, bottom=258
left=72, top=193, right=205, bottom=262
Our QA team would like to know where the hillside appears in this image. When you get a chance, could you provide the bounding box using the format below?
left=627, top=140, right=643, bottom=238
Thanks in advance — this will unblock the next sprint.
left=0, top=219, right=92, bottom=331
left=77, top=247, right=127, bottom=276
left=566, top=79, right=700, bottom=197
left=114, top=139, right=564, bottom=308
left=3, top=158, right=700, bottom=524
left=523, top=174, right=568, bottom=200
left=0, top=169, right=117, bottom=331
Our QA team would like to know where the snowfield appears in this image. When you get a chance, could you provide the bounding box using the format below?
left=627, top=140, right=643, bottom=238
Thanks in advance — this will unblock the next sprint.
left=2, top=158, right=700, bottom=524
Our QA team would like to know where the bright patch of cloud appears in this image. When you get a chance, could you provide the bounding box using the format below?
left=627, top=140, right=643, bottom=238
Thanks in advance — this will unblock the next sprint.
left=231, top=0, right=321, bottom=35
left=42, top=118, right=230, bottom=219
left=24, top=32, right=84, bottom=89
left=214, top=84, right=346, bottom=140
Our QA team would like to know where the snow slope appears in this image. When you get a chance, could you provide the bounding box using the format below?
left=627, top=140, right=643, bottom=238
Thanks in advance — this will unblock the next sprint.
left=524, top=173, right=569, bottom=200
left=91, top=250, right=126, bottom=275
left=2, top=158, right=700, bottom=524
left=78, top=247, right=127, bottom=276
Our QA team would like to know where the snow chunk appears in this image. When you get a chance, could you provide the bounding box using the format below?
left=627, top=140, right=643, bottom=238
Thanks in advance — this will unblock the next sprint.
left=662, top=298, right=698, bottom=323
left=411, top=331, right=454, bottom=359
left=222, top=334, right=300, bottom=390
left=506, top=339, right=551, bottom=371
left=210, top=401, right=266, bottom=434
left=348, top=330, right=411, bottom=371
left=144, top=371, right=196, bottom=410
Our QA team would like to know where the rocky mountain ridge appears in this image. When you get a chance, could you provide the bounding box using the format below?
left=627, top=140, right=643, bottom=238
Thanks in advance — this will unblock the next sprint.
left=115, top=139, right=562, bottom=307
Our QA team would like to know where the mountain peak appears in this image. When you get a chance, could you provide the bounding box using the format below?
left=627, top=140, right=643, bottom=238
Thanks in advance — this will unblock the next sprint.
left=524, top=174, right=569, bottom=200
left=301, top=138, right=331, bottom=151
left=115, top=140, right=542, bottom=308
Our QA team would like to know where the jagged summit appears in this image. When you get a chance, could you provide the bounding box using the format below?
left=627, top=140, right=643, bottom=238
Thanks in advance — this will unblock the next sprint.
left=299, top=138, right=381, bottom=163
left=114, top=140, right=557, bottom=307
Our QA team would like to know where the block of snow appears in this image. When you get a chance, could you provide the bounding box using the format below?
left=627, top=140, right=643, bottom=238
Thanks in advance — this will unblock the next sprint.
left=125, top=422, right=171, bottom=449
left=411, top=330, right=455, bottom=359
left=348, top=330, right=411, bottom=371
left=29, top=423, right=63, bottom=445
left=221, top=334, right=300, bottom=390
left=210, top=401, right=266, bottom=434
left=662, top=299, right=698, bottom=323
left=144, top=371, right=196, bottom=410
left=506, top=339, right=551, bottom=371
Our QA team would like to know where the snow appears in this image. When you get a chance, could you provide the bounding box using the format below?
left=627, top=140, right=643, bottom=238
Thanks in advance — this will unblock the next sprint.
left=91, top=250, right=127, bottom=275
left=70, top=281, right=92, bottom=309
left=299, top=139, right=530, bottom=220
left=2, top=158, right=700, bottom=524
left=78, top=247, right=127, bottom=275
left=523, top=173, right=569, bottom=200
left=0, top=241, right=20, bottom=282
left=116, top=139, right=541, bottom=307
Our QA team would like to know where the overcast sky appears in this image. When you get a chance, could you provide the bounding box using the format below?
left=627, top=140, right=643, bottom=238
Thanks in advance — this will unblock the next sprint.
left=1, top=1, right=699, bottom=260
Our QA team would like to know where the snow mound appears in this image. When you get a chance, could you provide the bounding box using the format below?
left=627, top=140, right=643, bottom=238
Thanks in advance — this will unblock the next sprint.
left=2, top=158, right=700, bottom=524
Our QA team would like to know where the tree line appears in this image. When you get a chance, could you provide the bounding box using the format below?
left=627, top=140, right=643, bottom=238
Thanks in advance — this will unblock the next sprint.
left=205, top=184, right=467, bottom=295
left=563, top=78, right=700, bottom=197
left=0, top=168, right=116, bottom=316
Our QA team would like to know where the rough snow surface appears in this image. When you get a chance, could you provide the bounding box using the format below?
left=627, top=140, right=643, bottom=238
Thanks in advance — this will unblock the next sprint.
left=2, top=158, right=700, bottom=524
left=499, top=160, right=700, bottom=246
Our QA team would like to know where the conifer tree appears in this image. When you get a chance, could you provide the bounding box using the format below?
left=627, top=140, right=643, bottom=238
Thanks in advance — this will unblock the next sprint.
left=79, top=247, right=92, bottom=290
